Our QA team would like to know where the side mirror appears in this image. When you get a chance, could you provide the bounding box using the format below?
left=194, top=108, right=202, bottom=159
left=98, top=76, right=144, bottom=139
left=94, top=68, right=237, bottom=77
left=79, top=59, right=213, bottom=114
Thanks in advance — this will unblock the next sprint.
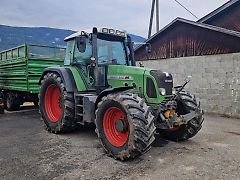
left=145, top=43, right=151, bottom=53
left=76, top=36, right=86, bottom=53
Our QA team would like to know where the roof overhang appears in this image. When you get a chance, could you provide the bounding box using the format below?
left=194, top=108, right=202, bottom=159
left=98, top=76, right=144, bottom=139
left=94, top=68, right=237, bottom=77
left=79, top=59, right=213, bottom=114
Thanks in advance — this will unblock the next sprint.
left=135, top=17, right=240, bottom=51
left=198, top=0, right=240, bottom=23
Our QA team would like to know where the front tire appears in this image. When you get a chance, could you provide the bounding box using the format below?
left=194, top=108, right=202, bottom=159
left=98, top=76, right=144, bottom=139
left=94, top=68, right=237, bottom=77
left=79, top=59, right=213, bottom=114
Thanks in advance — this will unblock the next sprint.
left=158, top=90, right=204, bottom=141
left=39, top=72, right=75, bottom=133
left=96, top=93, right=156, bottom=160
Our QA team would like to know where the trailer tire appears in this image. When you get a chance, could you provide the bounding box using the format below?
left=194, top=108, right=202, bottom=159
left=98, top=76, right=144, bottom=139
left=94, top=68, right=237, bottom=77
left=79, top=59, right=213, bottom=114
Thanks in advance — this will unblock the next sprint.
left=96, top=93, right=156, bottom=160
left=39, top=72, right=75, bottom=133
left=5, top=92, right=20, bottom=111
left=0, top=106, right=4, bottom=114
left=0, top=98, right=4, bottom=114
left=33, top=99, right=39, bottom=107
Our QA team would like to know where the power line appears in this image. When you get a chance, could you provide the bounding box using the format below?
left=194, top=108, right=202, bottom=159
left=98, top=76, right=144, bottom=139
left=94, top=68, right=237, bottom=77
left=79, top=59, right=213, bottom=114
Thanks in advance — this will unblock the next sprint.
left=173, top=0, right=199, bottom=19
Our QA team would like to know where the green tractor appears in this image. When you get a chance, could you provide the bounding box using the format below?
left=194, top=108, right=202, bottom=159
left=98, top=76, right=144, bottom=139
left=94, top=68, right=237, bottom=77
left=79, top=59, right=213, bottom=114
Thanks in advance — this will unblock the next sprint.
left=39, top=27, right=204, bottom=160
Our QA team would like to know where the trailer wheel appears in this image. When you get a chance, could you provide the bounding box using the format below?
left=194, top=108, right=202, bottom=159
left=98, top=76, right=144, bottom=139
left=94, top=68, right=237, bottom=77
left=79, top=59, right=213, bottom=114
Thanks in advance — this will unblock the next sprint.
left=96, top=93, right=156, bottom=160
left=158, top=90, right=204, bottom=141
left=33, top=99, right=39, bottom=107
left=0, top=94, right=4, bottom=114
left=0, top=106, right=4, bottom=114
left=39, top=72, right=75, bottom=133
left=4, top=92, right=20, bottom=111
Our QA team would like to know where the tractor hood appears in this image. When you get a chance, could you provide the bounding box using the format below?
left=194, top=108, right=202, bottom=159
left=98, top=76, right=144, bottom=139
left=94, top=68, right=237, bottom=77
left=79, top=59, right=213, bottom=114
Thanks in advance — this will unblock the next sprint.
left=107, top=65, right=173, bottom=104
left=107, top=65, right=147, bottom=89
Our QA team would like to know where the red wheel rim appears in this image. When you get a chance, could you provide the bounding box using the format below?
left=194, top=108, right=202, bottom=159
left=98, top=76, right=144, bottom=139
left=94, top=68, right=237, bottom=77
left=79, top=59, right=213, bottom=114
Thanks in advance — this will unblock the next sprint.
left=103, top=107, right=129, bottom=147
left=44, top=84, right=63, bottom=123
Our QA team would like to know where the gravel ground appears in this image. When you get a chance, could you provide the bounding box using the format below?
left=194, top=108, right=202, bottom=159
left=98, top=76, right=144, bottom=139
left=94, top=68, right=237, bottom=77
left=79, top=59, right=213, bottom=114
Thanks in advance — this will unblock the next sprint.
left=0, top=109, right=239, bottom=180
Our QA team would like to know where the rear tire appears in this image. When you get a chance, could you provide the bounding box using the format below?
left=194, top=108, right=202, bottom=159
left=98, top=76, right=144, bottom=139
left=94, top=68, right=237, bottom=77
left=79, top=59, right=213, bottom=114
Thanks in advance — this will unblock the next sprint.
left=158, top=90, right=204, bottom=141
left=39, top=72, right=75, bottom=133
left=96, top=93, right=156, bottom=160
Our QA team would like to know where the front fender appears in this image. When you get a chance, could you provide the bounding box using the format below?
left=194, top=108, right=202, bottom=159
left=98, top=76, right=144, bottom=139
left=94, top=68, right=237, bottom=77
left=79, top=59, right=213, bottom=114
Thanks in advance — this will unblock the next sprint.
left=95, top=86, right=134, bottom=109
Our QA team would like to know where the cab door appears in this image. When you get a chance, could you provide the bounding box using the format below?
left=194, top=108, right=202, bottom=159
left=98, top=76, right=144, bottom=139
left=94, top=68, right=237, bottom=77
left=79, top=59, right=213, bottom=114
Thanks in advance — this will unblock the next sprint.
left=74, top=37, right=94, bottom=89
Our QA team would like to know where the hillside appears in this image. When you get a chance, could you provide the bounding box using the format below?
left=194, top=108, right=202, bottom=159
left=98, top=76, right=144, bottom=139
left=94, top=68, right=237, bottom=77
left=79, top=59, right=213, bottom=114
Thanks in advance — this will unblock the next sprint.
left=0, top=25, right=145, bottom=51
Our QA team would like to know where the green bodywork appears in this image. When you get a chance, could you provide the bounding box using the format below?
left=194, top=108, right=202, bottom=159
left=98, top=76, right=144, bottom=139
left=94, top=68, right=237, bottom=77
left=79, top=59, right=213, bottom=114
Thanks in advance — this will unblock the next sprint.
left=64, top=38, right=165, bottom=105
left=67, top=66, right=88, bottom=91
left=68, top=63, right=165, bottom=105
left=107, top=65, right=165, bottom=104
left=0, top=44, right=65, bottom=93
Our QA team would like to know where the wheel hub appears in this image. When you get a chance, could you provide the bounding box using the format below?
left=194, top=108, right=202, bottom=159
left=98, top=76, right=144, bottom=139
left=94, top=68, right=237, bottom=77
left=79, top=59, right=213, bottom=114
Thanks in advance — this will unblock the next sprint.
left=115, top=119, right=128, bottom=133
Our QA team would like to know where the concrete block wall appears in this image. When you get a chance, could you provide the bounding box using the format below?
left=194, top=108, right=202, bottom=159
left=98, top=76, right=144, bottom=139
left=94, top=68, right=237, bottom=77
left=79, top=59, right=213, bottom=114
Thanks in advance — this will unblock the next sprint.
left=140, top=52, right=240, bottom=118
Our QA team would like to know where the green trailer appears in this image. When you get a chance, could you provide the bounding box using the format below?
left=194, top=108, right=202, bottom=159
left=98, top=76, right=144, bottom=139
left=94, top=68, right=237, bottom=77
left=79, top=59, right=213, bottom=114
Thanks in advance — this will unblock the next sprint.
left=0, top=44, right=65, bottom=110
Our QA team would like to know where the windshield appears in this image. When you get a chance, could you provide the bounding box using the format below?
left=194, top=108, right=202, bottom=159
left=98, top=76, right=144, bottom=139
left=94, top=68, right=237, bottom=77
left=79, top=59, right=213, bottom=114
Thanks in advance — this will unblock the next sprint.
left=97, top=39, right=127, bottom=65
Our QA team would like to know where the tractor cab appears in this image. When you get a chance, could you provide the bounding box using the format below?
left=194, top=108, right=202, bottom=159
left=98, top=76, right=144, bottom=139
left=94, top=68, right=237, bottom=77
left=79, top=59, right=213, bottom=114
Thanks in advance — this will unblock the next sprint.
left=64, top=27, right=135, bottom=92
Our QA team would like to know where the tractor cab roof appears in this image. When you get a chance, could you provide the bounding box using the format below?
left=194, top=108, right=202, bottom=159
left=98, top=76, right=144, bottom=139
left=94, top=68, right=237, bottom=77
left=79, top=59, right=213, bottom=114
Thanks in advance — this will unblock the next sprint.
left=64, top=31, right=90, bottom=41
left=64, top=28, right=126, bottom=42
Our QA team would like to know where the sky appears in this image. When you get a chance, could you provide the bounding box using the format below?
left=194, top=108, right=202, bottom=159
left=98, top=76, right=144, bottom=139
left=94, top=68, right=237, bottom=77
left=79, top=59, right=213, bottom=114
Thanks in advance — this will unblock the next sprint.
left=0, top=0, right=229, bottom=38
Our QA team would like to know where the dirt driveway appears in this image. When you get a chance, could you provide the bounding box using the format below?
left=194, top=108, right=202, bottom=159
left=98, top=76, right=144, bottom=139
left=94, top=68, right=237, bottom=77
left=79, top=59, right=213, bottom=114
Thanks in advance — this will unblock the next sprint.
left=0, top=109, right=239, bottom=180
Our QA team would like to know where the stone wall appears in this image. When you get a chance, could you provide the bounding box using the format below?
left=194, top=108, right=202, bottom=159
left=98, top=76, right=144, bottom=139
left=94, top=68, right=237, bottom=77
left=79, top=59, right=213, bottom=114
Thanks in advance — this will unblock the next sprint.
left=140, top=53, right=240, bottom=118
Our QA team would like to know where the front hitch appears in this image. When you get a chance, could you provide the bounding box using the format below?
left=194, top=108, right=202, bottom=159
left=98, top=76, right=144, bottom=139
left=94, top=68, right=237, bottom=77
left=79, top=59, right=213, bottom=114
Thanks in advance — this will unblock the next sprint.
left=158, top=107, right=203, bottom=129
left=156, top=75, right=204, bottom=130
left=157, top=101, right=204, bottom=130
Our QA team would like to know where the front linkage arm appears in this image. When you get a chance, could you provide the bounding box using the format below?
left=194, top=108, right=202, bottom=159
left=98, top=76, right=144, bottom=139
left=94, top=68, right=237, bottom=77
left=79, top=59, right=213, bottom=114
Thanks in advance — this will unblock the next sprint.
left=172, top=75, right=191, bottom=101
left=157, top=76, right=204, bottom=130
left=158, top=104, right=203, bottom=129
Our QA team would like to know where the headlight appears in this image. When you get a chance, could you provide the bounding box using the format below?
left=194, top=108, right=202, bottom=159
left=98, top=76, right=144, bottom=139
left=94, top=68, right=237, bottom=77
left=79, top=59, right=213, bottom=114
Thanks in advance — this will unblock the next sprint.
left=159, top=88, right=166, bottom=96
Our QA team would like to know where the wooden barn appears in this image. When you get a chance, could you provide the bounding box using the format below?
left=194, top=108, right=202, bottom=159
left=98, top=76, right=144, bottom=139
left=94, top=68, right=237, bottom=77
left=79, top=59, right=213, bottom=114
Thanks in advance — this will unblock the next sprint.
left=135, top=0, right=240, bottom=61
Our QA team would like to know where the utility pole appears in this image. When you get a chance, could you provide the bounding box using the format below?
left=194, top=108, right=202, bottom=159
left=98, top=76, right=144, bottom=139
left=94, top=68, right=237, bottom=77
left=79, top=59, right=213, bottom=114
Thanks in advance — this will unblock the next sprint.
left=156, top=0, right=160, bottom=32
left=148, top=0, right=155, bottom=38
left=148, top=0, right=160, bottom=38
